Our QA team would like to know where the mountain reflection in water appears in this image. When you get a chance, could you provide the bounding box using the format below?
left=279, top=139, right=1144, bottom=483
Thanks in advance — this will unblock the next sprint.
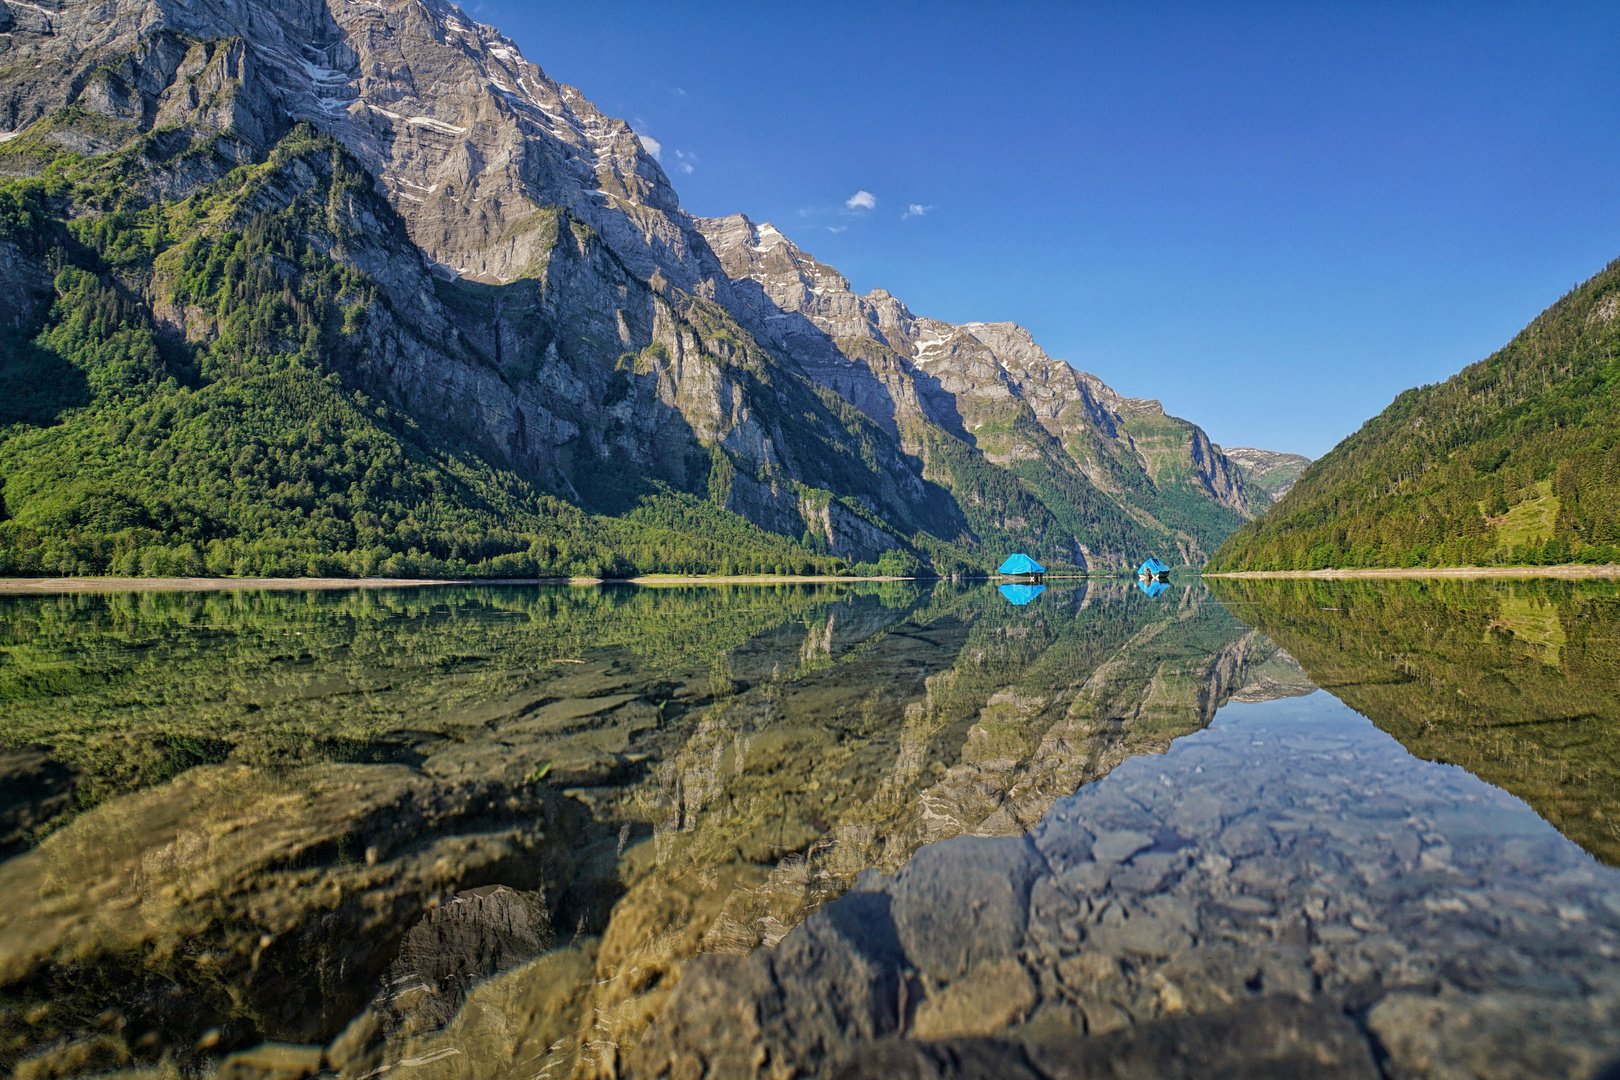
left=0, top=579, right=1614, bottom=1079
left=1208, top=577, right=1620, bottom=866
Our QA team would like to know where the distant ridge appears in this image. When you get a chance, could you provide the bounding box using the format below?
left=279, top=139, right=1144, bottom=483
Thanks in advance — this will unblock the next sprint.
left=1220, top=447, right=1312, bottom=505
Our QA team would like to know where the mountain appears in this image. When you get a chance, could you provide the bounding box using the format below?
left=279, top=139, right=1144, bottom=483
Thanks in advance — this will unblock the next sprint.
left=1212, top=260, right=1620, bottom=572
left=0, top=0, right=1267, bottom=578
left=698, top=215, right=1256, bottom=565
left=1220, top=446, right=1311, bottom=505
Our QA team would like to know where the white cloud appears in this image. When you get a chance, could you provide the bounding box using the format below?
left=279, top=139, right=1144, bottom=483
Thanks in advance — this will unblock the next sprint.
left=903, top=202, right=932, bottom=220
left=844, top=190, right=877, bottom=210
left=675, top=148, right=697, bottom=175
left=827, top=225, right=848, bottom=234
left=637, top=133, right=662, bottom=161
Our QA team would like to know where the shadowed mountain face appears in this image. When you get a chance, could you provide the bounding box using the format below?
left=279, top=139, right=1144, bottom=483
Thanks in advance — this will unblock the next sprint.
left=0, top=0, right=1272, bottom=574
left=0, top=581, right=1294, bottom=1078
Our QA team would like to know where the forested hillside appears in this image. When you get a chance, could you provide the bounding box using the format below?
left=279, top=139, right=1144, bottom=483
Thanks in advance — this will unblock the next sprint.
left=1211, top=260, right=1620, bottom=571
left=0, top=131, right=900, bottom=579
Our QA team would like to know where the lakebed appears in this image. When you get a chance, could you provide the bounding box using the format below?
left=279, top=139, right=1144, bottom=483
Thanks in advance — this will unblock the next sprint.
left=0, top=577, right=1615, bottom=1078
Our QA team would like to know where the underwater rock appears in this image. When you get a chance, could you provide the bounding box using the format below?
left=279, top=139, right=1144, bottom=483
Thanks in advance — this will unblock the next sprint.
left=629, top=698, right=1620, bottom=1079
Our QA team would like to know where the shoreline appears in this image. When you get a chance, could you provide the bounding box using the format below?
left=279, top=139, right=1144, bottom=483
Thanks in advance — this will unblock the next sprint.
left=1204, top=564, right=1620, bottom=580
left=0, top=571, right=1109, bottom=594
left=5, top=565, right=1613, bottom=593
left=0, top=573, right=920, bottom=594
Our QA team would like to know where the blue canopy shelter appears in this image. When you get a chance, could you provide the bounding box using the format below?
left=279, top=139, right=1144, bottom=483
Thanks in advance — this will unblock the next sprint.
left=1137, top=577, right=1169, bottom=599
left=1137, top=557, right=1170, bottom=578
left=999, top=583, right=1046, bottom=605
left=998, top=553, right=1046, bottom=576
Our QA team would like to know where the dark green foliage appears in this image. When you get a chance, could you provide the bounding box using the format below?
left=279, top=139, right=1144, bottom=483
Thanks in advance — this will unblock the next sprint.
left=1211, top=259, right=1620, bottom=571
left=1123, top=480, right=1246, bottom=556
left=0, top=179, right=55, bottom=253
left=914, top=419, right=1213, bottom=571
left=0, top=127, right=860, bottom=580
left=37, top=267, right=173, bottom=395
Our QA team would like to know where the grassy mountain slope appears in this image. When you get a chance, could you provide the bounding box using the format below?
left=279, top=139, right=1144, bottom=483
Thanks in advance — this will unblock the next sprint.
left=909, top=400, right=1237, bottom=574
left=1211, top=260, right=1620, bottom=571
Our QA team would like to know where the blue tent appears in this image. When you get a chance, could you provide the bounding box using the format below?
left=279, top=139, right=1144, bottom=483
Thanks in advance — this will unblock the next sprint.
left=999, top=583, right=1046, bottom=605
left=1137, top=557, right=1170, bottom=577
left=1137, top=577, right=1169, bottom=599
left=998, top=553, right=1046, bottom=575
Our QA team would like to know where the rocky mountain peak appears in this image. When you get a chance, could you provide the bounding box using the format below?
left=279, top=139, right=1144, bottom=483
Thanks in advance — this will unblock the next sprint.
left=694, top=215, right=1255, bottom=520
left=1220, top=447, right=1313, bottom=504
left=0, top=0, right=731, bottom=289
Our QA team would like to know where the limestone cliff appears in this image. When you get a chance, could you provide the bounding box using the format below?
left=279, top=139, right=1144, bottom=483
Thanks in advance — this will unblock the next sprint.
left=0, top=0, right=1271, bottom=570
left=697, top=214, right=1254, bottom=518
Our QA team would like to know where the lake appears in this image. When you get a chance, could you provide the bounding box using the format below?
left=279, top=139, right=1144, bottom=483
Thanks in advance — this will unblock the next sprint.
left=1, top=578, right=1616, bottom=1079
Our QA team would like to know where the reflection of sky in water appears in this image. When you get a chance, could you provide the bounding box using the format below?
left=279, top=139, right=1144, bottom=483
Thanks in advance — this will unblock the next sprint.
left=998, top=582, right=1046, bottom=605
left=643, top=689, right=1620, bottom=1077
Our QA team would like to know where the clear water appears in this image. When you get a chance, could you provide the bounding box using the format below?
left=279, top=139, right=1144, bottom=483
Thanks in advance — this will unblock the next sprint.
left=0, top=578, right=1615, bottom=1078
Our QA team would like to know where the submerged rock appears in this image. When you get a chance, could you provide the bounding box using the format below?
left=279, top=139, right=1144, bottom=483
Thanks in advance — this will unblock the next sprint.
left=0, top=746, right=76, bottom=860
left=628, top=695, right=1620, bottom=1079
left=830, top=996, right=1377, bottom=1080
left=375, top=885, right=554, bottom=1039
left=0, top=761, right=593, bottom=1072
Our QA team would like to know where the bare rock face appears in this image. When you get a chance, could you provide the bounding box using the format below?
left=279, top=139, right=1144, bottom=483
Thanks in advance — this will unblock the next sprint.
left=0, top=0, right=721, bottom=290
left=0, top=238, right=53, bottom=336
left=695, top=214, right=1255, bottom=518
left=375, top=885, right=553, bottom=1039
left=0, top=760, right=593, bottom=1064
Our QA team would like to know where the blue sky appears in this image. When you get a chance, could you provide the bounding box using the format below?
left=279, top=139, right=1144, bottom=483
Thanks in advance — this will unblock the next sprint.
left=469, top=1, right=1620, bottom=458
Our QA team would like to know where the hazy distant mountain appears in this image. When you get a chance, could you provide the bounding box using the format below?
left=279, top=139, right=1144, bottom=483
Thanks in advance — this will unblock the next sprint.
left=1220, top=447, right=1312, bottom=504
left=0, top=0, right=1287, bottom=577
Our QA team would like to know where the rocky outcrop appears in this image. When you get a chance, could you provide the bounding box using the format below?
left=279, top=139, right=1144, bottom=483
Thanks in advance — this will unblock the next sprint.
left=0, top=239, right=54, bottom=336
left=375, top=885, right=553, bottom=1039
left=0, top=0, right=717, bottom=290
